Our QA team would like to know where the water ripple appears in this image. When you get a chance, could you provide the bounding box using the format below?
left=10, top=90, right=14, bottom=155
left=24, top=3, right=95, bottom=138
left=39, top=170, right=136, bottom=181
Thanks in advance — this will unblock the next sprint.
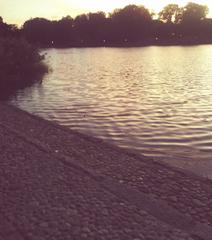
left=10, top=46, right=212, bottom=177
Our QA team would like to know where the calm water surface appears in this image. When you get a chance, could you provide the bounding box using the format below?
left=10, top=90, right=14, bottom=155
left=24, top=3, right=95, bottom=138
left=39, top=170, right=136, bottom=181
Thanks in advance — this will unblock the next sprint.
left=10, top=46, right=212, bottom=177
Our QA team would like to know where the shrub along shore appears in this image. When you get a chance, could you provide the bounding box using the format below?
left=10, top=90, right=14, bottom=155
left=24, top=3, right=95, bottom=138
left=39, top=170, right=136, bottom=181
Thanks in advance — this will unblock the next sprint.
left=0, top=37, right=48, bottom=98
left=0, top=16, right=48, bottom=97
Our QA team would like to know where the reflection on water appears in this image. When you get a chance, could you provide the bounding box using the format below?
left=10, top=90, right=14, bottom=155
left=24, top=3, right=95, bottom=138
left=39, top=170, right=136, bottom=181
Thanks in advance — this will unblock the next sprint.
left=10, top=46, right=212, bottom=178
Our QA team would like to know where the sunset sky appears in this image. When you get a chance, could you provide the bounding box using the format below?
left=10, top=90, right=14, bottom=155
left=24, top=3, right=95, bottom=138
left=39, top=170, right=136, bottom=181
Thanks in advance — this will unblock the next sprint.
left=1, top=0, right=211, bottom=25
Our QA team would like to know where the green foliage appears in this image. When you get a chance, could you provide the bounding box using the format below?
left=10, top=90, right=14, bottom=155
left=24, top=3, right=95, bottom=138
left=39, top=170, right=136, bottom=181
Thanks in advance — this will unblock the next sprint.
left=182, top=2, right=209, bottom=23
left=110, top=5, right=152, bottom=24
left=109, top=5, right=152, bottom=42
left=159, top=2, right=209, bottom=24
left=20, top=2, right=212, bottom=47
left=159, top=4, right=180, bottom=23
left=0, top=37, right=48, bottom=89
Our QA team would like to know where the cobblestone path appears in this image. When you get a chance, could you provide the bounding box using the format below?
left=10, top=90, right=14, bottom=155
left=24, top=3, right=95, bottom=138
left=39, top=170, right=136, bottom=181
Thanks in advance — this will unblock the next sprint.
left=0, top=103, right=212, bottom=240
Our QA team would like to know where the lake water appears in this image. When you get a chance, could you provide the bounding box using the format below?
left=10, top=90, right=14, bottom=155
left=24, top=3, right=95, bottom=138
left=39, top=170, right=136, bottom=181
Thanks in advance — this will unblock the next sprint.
left=9, top=46, right=212, bottom=178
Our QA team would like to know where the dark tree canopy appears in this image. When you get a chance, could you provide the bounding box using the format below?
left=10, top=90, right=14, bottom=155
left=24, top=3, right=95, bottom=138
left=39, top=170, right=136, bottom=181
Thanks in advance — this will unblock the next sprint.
left=110, top=4, right=152, bottom=23
left=52, top=16, right=74, bottom=45
left=23, top=18, right=53, bottom=45
left=159, top=4, right=181, bottom=23
left=181, top=2, right=209, bottom=23
left=109, top=5, right=152, bottom=42
left=8, top=2, right=212, bottom=47
left=0, top=17, right=19, bottom=38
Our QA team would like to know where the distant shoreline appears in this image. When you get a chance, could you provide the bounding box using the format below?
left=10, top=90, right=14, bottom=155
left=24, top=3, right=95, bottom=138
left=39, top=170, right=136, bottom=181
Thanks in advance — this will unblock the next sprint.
left=41, top=40, right=212, bottom=49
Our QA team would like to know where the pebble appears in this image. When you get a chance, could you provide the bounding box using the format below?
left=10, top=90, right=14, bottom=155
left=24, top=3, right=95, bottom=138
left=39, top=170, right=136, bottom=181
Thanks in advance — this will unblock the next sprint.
left=40, top=222, right=49, bottom=228
left=193, top=199, right=206, bottom=207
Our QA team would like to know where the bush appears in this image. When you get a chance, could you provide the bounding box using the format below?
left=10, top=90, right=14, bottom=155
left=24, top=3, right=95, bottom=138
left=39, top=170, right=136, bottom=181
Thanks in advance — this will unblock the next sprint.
left=0, top=37, right=48, bottom=90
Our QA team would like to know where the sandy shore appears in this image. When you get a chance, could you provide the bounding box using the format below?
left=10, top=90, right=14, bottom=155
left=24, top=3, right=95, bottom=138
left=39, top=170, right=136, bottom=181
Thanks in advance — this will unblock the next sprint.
left=0, top=102, right=212, bottom=240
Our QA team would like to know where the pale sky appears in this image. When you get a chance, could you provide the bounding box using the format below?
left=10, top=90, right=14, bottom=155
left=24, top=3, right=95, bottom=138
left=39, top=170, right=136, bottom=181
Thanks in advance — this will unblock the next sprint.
left=1, top=0, right=211, bottom=26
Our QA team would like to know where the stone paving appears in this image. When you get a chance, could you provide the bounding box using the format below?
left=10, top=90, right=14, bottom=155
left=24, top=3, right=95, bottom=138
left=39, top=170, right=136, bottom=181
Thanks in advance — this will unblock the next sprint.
left=0, top=103, right=212, bottom=239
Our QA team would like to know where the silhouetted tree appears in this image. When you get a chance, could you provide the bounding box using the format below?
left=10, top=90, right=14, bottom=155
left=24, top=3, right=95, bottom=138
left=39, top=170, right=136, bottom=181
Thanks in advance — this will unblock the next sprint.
left=175, top=3, right=209, bottom=41
left=0, top=37, right=48, bottom=99
left=201, top=18, right=212, bottom=38
left=109, top=5, right=152, bottom=43
left=0, top=17, right=19, bottom=38
left=73, top=14, right=89, bottom=43
left=87, top=12, right=107, bottom=44
left=0, top=17, right=7, bottom=36
left=181, top=2, right=209, bottom=23
left=52, top=16, right=74, bottom=46
left=23, top=18, right=53, bottom=46
left=158, top=4, right=180, bottom=23
left=182, top=2, right=209, bottom=22
left=17, top=2, right=212, bottom=47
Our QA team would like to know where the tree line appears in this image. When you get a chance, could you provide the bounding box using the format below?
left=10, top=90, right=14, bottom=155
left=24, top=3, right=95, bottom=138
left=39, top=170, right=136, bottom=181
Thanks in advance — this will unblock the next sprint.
left=1, top=2, right=212, bottom=47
